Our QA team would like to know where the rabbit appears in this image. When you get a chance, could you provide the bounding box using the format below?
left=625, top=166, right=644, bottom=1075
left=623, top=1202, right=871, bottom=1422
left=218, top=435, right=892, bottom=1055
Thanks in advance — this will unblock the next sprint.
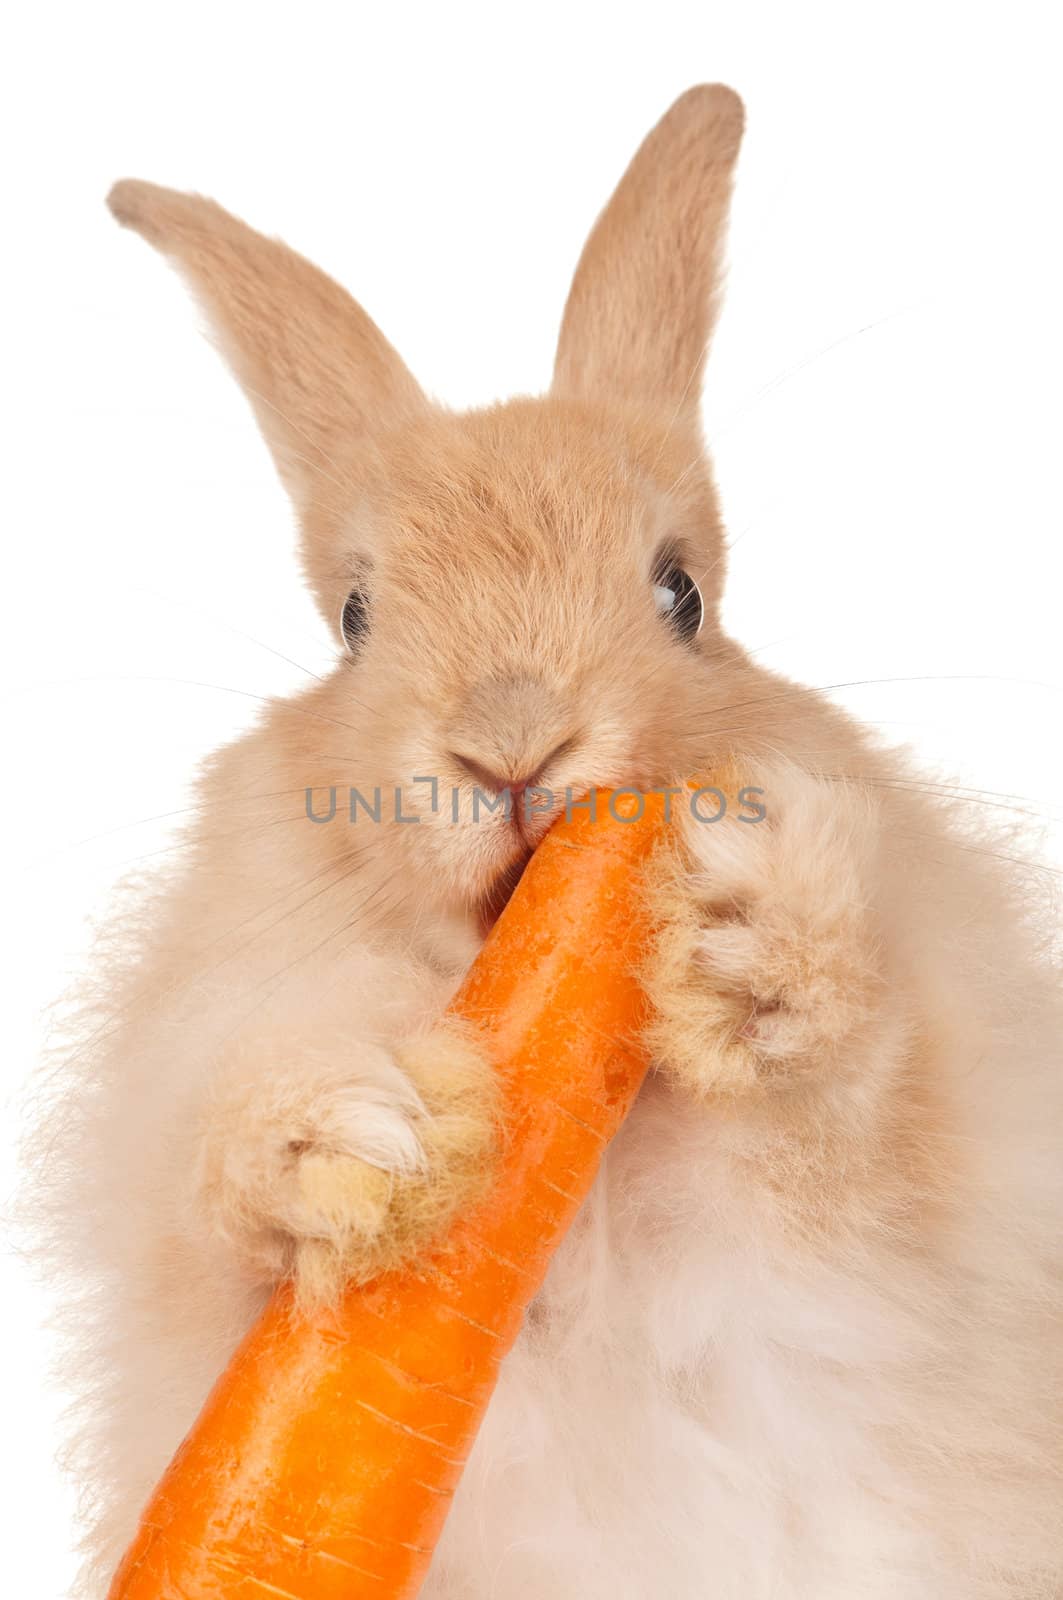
left=32, top=84, right=1063, bottom=1598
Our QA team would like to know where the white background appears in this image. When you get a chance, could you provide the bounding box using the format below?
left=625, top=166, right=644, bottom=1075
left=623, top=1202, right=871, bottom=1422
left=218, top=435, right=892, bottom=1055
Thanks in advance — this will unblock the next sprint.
left=3, top=3, right=1062, bottom=1593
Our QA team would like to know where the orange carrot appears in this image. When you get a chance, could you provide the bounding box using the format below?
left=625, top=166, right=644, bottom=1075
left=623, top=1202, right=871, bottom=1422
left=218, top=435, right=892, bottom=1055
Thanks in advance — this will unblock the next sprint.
left=106, top=787, right=670, bottom=1599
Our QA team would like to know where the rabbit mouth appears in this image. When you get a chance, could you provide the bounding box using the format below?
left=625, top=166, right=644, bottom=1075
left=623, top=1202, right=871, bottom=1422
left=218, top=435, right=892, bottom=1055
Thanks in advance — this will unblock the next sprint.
left=478, top=847, right=534, bottom=937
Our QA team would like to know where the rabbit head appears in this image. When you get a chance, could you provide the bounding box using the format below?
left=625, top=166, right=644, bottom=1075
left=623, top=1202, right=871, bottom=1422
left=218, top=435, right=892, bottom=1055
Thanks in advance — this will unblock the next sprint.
left=108, top=88, right=775, bottom=935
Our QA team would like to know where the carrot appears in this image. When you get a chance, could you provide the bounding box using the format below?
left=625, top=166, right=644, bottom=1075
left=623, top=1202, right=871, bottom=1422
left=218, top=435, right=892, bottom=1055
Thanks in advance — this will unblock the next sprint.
left=106, top=787, right=671, bottom=1600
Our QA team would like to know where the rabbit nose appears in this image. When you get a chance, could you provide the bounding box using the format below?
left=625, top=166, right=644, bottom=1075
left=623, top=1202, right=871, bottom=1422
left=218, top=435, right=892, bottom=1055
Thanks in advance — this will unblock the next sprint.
left=452, top=738, right=577, bottom=799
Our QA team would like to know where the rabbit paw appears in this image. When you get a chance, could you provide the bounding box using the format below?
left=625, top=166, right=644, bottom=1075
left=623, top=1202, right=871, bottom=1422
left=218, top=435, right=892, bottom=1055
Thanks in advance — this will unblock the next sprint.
left=194, top=1023, right=497, bottom=1306
left=643, top=764, right=885, bottom=1095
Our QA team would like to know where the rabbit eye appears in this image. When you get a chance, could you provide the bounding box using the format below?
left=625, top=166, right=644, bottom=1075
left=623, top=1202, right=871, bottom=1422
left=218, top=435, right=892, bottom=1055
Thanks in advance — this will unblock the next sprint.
left=340, top=588, right=370, bottom=654
left=653, top=562, right=704, bottom=642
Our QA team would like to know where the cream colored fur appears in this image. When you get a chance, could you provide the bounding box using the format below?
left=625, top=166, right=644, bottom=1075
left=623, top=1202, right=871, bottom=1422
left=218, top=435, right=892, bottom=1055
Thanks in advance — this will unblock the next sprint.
left=29, top=86, right=1063, bottom=1597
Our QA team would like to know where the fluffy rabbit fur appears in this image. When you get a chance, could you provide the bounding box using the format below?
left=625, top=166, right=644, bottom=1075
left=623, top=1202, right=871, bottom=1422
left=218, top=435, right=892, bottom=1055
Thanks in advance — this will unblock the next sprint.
left=32, top=85, right=1063, bottom=1597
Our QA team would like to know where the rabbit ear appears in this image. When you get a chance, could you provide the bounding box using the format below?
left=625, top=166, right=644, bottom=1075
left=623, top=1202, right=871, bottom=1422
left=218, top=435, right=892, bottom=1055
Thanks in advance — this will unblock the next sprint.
left=553, top=85, right=744, bottom=425
left=107, top=181, right=426, bottom=513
